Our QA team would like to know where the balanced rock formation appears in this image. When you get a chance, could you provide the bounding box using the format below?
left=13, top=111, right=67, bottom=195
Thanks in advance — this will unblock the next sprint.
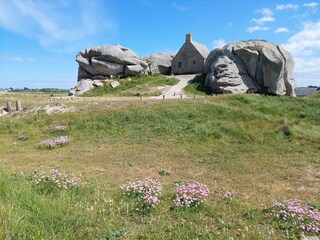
left=71, top=44, right=176, bottom=95
left=70, top=44, right=148, bottom=95
left=204, top=40, right=296, bottom=96
left=143, top=52, right=174, bottom=75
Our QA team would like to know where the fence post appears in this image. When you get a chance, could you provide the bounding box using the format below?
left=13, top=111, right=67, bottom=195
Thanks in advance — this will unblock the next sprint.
left=16, top=101, right=22, bottom=111
left=163, top=95, right=165, bottom=100
left=6, top=101, right=12, bottom=113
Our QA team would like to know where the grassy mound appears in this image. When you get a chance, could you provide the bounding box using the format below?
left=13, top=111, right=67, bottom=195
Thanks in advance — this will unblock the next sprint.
left=0, top=94, right=319, bottom=239
left=82, top=74, right=179, bottom=97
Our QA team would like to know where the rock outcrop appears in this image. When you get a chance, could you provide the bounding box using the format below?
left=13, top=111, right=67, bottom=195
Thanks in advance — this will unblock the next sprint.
left=71, top=44, right=175, bottom=95
left=204, top=40, right=296, bottom=96
left=143, top=52, right=174, bottom=75
left=76, top=44, right=148, bottom=78
left=70, top=44, right=148, bottom=95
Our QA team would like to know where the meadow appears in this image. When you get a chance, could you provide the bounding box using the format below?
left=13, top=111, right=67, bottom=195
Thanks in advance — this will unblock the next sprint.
left=0, top=90, right=319, bottom=239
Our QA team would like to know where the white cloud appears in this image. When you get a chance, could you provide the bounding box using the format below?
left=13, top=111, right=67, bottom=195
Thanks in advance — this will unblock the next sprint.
left=251, top=8, right=275, bottom=25
left=0, top=56, right=35, bottom=62
left=282, top=21, right=320, bottom=87
left=274, top=27, right=289, bottom=33
left=247, top=26, right=270, bottom=33
left=276, top=4, right=299, bottom=10
left=304, top=2, right=319, bottom=8
left=172, top=2, right=187, bottom=11
left=212, top=39, right=226, bottom=49
left=282, top=21, right=320, bottom=55
left=0, top=0, right=115, bottom=51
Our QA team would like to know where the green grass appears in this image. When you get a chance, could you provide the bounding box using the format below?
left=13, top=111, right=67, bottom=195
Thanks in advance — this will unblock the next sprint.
left=183, top=74, right=208, bottom=96
left=0, top=93, right=319, bottom=239
left=82, top=74, right=179, bottom=97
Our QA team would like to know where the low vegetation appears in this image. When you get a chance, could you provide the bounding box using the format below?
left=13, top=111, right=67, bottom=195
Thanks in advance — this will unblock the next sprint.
left=0, top=92, right=319, bottom=239
left=82, top=74, right=179, bottom=97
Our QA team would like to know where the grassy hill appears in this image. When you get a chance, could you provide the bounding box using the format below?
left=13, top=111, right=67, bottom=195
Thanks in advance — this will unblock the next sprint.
left=0, top=93, right=319, bottom=239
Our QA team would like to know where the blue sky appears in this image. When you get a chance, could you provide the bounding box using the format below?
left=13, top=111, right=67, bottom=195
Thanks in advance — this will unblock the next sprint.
left=0, top=0, right=319, bottom=89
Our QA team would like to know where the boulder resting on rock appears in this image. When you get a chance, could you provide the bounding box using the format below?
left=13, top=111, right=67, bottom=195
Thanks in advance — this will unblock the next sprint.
left=204, top=40, right=296, bottom=96
left=143, top=52, right=174, bottom=75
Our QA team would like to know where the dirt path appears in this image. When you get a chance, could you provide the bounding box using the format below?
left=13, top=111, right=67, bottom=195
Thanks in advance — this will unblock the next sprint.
left=151, top=74, right=197, bottom=99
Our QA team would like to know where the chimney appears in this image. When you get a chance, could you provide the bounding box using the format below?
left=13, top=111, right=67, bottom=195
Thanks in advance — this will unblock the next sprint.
left=186, top=33, right=192, bottom=42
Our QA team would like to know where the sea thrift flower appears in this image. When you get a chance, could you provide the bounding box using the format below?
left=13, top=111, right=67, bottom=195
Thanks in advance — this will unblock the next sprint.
left=37, top=136, right=70, bottom=149
left=216, top=190, right=237, bottom=201
left=45, top=125, right=69, bottom=132
left=173, top=180, right=210, bottom=207
left=121, top=177, right=162, bottom=208
left=270, top=198, right=320, bottom=235
left=32, top=168, right=83, bottom=190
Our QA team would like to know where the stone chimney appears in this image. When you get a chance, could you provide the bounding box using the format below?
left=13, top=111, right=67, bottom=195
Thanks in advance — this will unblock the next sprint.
left=186, top=33, right=192, bottom=42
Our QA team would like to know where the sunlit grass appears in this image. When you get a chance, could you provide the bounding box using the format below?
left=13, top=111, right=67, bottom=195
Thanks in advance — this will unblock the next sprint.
left=0, top=93, right=319, bottom=239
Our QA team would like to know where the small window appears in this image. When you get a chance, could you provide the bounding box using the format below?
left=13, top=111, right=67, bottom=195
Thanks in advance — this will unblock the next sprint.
left=193, top=60, right=196, bottom=65
left=178, top=62, right=182, bottom=68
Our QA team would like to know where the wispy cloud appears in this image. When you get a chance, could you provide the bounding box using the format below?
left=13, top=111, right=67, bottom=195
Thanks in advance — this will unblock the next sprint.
left=274, top=27, right=289, bottom=33
left=251, top=8, right=275, bottom=25
left=276, top=4, right=299, bottom=10
left=304, top=2, right=319, bottom=8
left=0, top=0, right=116, bottom=52
left=247, top=26, right=270, bottom=33
left=282, top=21, right=320, bottom=86
left=0, top=56, right=36, bottom=62
left=212, top=39, right=226, bottom=49
left=282, top=21, right=320, bottom=55
left=172, top=2, right=187, bottom=11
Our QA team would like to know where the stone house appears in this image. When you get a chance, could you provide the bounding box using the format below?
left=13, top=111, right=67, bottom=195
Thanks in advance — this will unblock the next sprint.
left=172, top=33, right=209, bottom=74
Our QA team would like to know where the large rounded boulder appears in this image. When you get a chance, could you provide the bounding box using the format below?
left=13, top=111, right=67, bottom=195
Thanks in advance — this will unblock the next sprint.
left=204, top=40, right=296, bottom=96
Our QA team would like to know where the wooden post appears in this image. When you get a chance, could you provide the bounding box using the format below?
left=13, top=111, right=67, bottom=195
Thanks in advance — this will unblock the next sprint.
left=180, top=94, right=183, bottom=99
left=163, top=95, right=165, bottom=100
left=6, top=101, right=12, bottom=113
left=16, top=101, right=22, bottom=111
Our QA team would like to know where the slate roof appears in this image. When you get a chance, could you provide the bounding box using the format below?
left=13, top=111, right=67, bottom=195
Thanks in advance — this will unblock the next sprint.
left=191, top=40, right=209, bottom=59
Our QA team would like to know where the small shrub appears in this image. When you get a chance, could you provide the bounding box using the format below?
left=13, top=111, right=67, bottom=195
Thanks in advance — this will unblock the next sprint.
left=268, top=198, right=320, bottom=237
left=173, top=180, right=210, bottom=207
left=32, top=168, right=83, bottom=193
left=17, top=133, right=29, bottom=141
left=37, top=136, right=70, bottom=149
left=102, top=227, right=127, bottom=239
left=216, top=190, right=237, bottom=201
left=121, top=177, right=162, bottom=210
left=159, top=169, right=170, bottom=176
left=45, top=125, right=69, bottom=132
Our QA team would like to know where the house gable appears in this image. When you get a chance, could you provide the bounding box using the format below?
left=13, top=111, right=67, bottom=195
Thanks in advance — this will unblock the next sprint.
left=172, top=33, right=209, bottom=74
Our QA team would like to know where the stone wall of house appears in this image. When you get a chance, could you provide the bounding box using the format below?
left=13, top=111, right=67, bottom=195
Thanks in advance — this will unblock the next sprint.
left=172, top=42, right=205, bottom=74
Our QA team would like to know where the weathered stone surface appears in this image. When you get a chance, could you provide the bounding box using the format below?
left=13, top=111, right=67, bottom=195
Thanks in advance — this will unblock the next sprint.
left=125, top=64, right=145, bottom=76
left=91, top=58, right=124, bottom=76
left=92, top=80, right=104, bottom=87
left=143, top=52, right=174, bottom=75
left=204, top=40, right=296, bottom=96
left=69, top=79, right=94, bottom=95
left=110, top=81, right=120, bottom=88
left=72, top=44, right=151, bottom=94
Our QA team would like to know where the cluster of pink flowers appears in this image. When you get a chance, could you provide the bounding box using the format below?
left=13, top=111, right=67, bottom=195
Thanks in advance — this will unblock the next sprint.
left=121, top=177, right=162, bottom=208
left=173, top=180, right=210, bottom=207
left=216, top=190, right=237, bottom=201
left=45, top=125, right=69, bottom=132
left=37, top=136, right=70, bottom=148
left=33, top=168, right=83, bottom=190
left=271, top=198, right=320, bottom=235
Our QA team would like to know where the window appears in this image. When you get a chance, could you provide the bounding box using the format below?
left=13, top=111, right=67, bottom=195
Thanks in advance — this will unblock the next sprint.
left=178, top=62, right=182, bottom=68
left=193, top=60, right=196, bottom=64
